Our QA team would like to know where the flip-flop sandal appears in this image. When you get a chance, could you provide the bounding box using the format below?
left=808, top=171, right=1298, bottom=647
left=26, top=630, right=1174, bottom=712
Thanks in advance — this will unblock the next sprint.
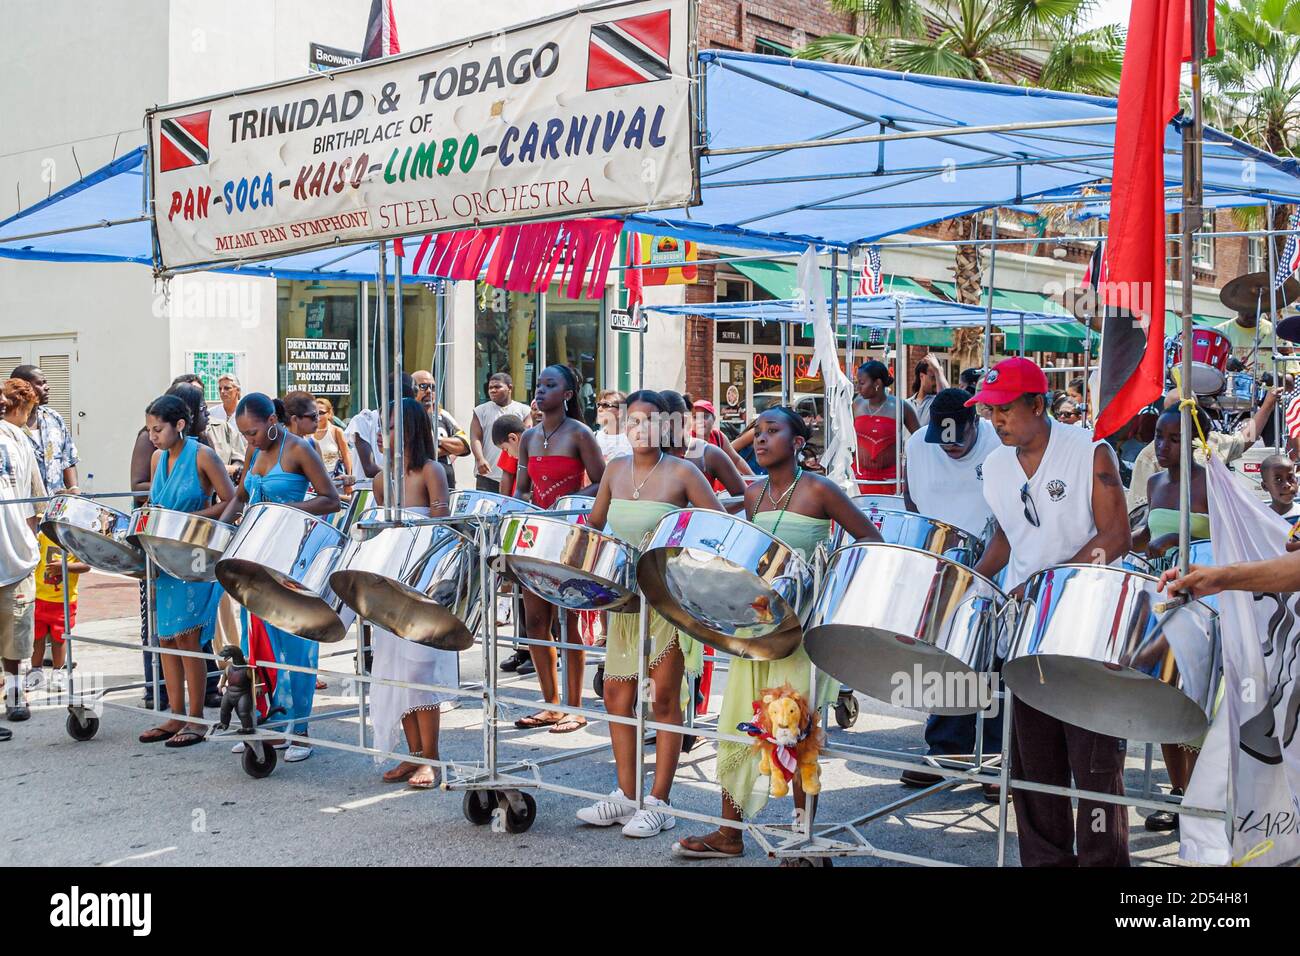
left=138, top=727, right=178, bottom=743
left=549, top=718, right=588, bottom=734
left=164, top=729, right=207, bottom=748
left=408, top=770, right=440, bottom=790
left=671, top=834, right=743, bottom=859
left=514, top=713, right=562, bottom=729
left=383, top=763, right=419, bottom=783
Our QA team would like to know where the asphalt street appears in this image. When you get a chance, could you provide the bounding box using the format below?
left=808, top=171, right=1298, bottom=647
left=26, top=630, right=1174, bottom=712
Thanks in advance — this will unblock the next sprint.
left=1, top=576, right=1186, bottom=867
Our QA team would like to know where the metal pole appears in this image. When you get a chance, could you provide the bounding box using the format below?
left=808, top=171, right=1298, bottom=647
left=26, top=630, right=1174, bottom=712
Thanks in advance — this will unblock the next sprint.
left=845, top=247, right=855, bottom=375
left=983, top=211, right=999, bottom=370
left=393, top=246, right=406, bottom=511
left=780, top=320, right=790, bottom=405
left=894, top=298, right=903, bottom=494
left=61, top=549, right=73, bottom=691
left=1267, top=202, right=1283, bottom=450
left=1082, top=317, right=1093, bottom=427
left=634, top=594, right=650, bottom=810
left=1019, top=313, right=1026, bottom=359
left=376, top=244, right=393, bottom=518
left=360, top=281, right=370, bottom=411
left=146, top=557, right=160, bottom=711
left=356, top=620, right=368, bottom=750
left=1178, top=0, right=1206, bottom=577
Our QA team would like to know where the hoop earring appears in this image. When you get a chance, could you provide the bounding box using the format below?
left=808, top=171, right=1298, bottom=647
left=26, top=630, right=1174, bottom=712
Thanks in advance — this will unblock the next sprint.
left=268, top=424, right=279, bottom=441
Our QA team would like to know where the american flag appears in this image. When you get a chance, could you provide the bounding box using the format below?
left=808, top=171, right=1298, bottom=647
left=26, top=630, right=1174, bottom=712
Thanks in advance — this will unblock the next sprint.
left=857, top=246, right=884, bottom=295
left=1278, top=207, right=1300, bottom=290
left=1285, top=389, right=1300, bottom=441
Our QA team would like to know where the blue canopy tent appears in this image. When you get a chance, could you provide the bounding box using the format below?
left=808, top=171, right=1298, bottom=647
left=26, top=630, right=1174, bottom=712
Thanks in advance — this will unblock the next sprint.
left=5, top=51, right=1300, bottom=272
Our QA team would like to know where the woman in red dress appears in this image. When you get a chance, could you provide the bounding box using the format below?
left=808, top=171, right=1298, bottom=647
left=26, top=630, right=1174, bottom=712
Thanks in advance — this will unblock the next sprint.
left=853, top=359, right=918, bottom=495
left=511, top=364, right=606, bottom=733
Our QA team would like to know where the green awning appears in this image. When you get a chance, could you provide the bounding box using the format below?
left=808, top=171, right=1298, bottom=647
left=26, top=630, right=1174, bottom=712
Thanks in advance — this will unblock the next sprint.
left=730, top=260, right=830, bottom=299
left=930, top=281, right=1095, bottom=352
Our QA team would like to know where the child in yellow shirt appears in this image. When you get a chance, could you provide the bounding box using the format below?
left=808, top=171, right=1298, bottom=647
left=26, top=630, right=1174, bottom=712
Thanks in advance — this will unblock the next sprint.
left=25, top=532, right=89, bottom=693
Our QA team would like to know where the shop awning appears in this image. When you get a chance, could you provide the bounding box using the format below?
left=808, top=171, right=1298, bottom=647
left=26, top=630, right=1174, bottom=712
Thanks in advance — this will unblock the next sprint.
left=929, top=280, right=1095, bottom=352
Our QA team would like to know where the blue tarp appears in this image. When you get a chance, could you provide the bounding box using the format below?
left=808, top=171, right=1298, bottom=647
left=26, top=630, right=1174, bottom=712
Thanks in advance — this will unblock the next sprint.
left=4, top=50, right=1300, bottom=275
left=644, top=292, right=1064, bottom=329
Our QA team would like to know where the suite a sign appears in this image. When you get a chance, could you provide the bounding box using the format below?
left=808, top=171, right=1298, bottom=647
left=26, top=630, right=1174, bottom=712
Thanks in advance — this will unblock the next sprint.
left=147, top=0, right=699, bottom=273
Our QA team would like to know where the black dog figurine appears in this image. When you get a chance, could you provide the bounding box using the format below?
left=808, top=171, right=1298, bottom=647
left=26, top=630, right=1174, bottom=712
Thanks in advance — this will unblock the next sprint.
left=217, top=645, right=257, bottom=734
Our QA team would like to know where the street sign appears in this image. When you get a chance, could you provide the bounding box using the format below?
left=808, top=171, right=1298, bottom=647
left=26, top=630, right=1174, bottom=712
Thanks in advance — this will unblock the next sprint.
left=609, top=308, right=646, bottom=333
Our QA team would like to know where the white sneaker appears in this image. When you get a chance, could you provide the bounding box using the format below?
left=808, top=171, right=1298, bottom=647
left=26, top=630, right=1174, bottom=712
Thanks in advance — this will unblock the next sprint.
left=231, top=741, right=246, bottom=754
left=575, top=788, right=635, bottom=827
left=49, top=669, right=68, bottom=693
left=23, top=668, right=46, bottom=691
left=622, top=795, right=676, bottom=838
left=284, top=744, right=312, bottom=762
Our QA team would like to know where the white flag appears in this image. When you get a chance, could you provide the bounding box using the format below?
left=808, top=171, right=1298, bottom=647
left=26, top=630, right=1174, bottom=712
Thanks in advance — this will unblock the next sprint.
left=795, top=244, right=855, bottom=493
left=1181, top=456, right=1300, bottom=866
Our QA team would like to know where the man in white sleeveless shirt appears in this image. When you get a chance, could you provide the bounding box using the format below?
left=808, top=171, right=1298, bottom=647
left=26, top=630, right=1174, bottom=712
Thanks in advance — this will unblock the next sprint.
left=901, top=388, right=1003, bottom=793
left=970, top=358, right=1134, bottom=867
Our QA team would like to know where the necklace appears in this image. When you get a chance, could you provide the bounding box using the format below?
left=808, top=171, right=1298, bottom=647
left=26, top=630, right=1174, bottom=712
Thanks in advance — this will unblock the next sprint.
left=863, top=395, right=887, bottom=415
left=541, top=419, right=564, bottom=450
left=765, top=466, right=803, bottom=509
left=630, top=452, right=664, bottom=500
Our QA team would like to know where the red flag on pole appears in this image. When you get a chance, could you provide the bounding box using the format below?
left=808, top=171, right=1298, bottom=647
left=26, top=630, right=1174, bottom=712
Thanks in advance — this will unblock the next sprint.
left=1094, top=0, right=1208, bottom=438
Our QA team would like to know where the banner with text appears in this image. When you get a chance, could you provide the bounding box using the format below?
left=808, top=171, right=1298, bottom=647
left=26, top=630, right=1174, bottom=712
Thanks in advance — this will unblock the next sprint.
left=147, top=0, right=697, bottom=273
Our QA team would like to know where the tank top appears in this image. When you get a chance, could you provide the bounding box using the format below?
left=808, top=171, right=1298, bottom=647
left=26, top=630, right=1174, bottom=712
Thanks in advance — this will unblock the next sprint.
left=982, top=419, right=1102, bottom=589
left=246, top=440, right=310, bottom=505
left=150, top=438, right=208, bottom=513
left=1147, top=508, right=1210, bottom=542
left=527, top=455, right=585, bottom=509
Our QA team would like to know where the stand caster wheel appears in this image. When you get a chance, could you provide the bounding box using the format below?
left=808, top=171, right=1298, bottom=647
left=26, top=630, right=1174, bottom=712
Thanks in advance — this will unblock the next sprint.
left=834, top=693, right=859, bottom=729
left=500, top=790, right=537, bottom=833
left=65, top=711, right=99, bottom=741
left=241, top=744, right=277, bottom=778
left=463, top=789, right=497, bottom=826
left=593, top=665, right=604, bottom=698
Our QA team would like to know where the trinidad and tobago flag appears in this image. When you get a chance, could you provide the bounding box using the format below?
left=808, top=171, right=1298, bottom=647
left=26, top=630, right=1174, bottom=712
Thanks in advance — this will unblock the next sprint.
left=158, top=111, right=211, bottom=172
left=586, top=9, right=672, bottom=91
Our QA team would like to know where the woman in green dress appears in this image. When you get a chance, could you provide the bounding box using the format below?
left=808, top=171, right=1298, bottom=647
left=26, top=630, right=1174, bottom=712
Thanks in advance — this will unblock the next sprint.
left=576, top=390, right=724, bottom=838
left=674, top=406, right=881, bottom=862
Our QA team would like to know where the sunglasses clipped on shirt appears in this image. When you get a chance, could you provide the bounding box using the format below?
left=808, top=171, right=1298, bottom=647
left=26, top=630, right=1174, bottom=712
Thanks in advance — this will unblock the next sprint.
left=1020, top=482, right=1040, bottom=528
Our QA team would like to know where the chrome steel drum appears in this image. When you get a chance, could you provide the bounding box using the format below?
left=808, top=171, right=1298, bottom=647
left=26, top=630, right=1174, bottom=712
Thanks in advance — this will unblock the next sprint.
left=804, top=543, right=1007, bottom=715
left=831, top=507, right=980, bottom=565
left=129, top=506, right=235, bottom=582
left=636, top=509, right=813, bottom=660
left=1004, top=564, right=1219, bottom=743
left=550, top=495, right=595, bottom=523
left=1121, top=552, right=1156, bottom=575
left=215, top=503, right=350, bottom=643
left=330, top=508, right=479, bottom=650
left=852, top=493, right=906, bottom=513
left=497, top=513, right=637, bottom=611
left=449, top=489, right=538, bottom=521
left=40, top=495, right=145, bottom=578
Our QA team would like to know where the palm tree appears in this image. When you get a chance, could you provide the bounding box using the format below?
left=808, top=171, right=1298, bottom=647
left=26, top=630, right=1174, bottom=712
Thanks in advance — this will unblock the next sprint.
left=1204, top=0, right=1300, bottom=254
left=796, top=0, right=1124, bottom=367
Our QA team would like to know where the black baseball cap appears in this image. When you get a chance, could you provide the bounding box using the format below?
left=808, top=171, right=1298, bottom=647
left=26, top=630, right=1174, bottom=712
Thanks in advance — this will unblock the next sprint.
left=925, top=388, right=978, bottom=445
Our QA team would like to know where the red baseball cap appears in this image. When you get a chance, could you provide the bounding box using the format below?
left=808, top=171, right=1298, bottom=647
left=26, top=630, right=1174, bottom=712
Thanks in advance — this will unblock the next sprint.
left=965, top=357, right=1049, bottom=407
left=692, top=399, right=716, bottom=416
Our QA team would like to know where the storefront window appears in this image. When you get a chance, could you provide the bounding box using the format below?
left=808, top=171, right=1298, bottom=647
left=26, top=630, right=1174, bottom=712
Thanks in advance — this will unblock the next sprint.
left=277, top=278, right=441, bottom=422
left=544, top=289, right=604, bottom=427
left=475, top=284, right=538, bottom=407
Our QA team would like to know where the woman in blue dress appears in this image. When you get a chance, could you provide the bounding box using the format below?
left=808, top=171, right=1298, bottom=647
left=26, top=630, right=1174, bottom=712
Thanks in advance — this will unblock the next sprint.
left=137, top=395, right=237, bottom=748
left=219, top=393, right=340, bottom=762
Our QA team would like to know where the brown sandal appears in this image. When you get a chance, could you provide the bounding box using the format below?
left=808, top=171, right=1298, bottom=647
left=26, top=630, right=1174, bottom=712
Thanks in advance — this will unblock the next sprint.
left=383, top=761, right=419, bottom=783
left=549, top=716, right=588, bottom=734
left=514, top=711, right=563, bottom=729
left=671, top=830, right=744, bottom=859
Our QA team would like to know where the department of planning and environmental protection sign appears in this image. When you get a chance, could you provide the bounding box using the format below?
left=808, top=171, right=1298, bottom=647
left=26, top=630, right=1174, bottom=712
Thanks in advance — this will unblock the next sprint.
left=145, top=0, right=698, bottom=274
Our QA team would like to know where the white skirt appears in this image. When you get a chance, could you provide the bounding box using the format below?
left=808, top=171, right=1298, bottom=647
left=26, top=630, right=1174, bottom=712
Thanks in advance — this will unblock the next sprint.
left=369, top=626, right=460, bottom=759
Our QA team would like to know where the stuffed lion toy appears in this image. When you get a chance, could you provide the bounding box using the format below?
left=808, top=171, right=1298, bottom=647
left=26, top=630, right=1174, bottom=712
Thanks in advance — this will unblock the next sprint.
left=737, top=682, right=825, bottom=799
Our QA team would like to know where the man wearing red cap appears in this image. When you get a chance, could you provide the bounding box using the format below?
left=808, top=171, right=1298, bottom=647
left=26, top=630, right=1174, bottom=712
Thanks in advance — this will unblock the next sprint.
left=970, top=357, right=1133, bottom=867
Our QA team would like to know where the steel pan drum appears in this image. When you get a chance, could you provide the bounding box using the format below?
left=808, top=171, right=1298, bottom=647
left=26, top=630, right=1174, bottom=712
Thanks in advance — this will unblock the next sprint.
left=215, top=502, right=351, bottom=643
left=40, top=495, right=145, bottom=578
left=129, top=506, right=235, bottom=582
left=450, top=489, right=538, bottom=520
left=330, top=508, right=480, bottom=650
left=550, top=495, right=595, bottom=521
left=804, top=543, right=1007, bottom=714
left=1121, top=552, right=1156, bottom=575
left=852, top=493, right=906, bottom=513
left=1003, top=564, right=1218, bottom=743
left=831, top=507, right=981, bottom=564
left=497, top=514, right=637, bottom=611
left=636, top=509, right=813, bottom=660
